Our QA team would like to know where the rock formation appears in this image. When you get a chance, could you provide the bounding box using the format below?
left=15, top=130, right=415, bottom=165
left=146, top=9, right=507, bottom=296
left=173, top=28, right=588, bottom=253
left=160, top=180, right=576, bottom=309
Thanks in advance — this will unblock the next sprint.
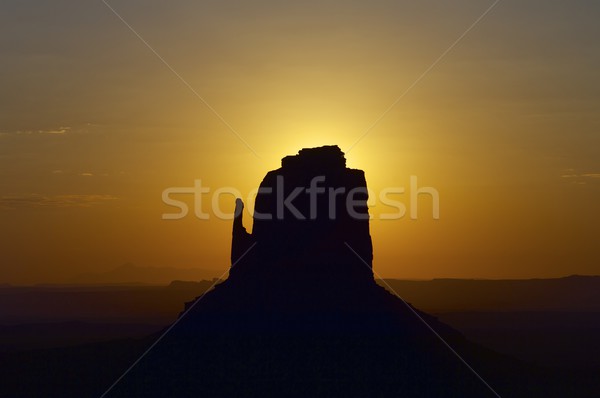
left=230, top=145, right=373, bottom=285
left=107, top=145, right=508, bottom=398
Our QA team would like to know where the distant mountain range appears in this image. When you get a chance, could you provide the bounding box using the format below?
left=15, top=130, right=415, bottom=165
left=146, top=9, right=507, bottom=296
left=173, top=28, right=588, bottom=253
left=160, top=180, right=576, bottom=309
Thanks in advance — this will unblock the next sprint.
left=379, top=274, right=600, bottom=312
left=71, top=263, right=221, bottom=285
left=1, top=275, right=597, bottom=325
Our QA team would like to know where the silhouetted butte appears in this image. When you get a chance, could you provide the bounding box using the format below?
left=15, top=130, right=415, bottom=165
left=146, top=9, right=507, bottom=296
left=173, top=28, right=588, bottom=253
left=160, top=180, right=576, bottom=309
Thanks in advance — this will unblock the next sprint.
left=107, top=146, right=504, bottom=397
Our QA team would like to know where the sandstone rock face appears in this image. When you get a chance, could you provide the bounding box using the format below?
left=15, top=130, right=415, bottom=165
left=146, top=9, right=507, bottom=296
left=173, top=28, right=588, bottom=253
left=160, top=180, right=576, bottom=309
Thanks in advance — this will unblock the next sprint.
left=230, top=145, right=373, bottom=284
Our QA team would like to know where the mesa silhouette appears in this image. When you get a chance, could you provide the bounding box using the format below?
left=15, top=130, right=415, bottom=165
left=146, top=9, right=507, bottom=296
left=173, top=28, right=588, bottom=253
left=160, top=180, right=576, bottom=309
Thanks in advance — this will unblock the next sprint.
left=106, top=146, right=510, bottom=397
left=230, top=145, right=373, bottom=288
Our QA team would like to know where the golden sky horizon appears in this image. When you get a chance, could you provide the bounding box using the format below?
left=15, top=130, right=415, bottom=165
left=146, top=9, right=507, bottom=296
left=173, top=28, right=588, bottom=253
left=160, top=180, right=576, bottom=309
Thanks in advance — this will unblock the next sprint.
left=1, top=1, right=599, bottom=284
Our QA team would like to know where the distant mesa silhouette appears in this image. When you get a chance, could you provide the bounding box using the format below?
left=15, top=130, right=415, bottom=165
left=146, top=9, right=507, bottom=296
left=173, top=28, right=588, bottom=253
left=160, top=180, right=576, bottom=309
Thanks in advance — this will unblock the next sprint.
left=107, top=146, right=510, bottom=397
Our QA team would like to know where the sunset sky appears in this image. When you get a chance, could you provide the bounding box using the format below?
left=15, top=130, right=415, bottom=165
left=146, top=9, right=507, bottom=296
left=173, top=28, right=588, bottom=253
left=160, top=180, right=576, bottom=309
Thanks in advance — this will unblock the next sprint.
left=1, top=0, right=599, bottom=284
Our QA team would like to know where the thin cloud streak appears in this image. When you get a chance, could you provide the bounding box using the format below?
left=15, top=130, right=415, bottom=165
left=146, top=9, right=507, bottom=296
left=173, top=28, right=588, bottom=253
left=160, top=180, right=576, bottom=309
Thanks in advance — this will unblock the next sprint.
left=0, top=194, right=117, bottom=209
left=0, top=127, right=71, bottom=136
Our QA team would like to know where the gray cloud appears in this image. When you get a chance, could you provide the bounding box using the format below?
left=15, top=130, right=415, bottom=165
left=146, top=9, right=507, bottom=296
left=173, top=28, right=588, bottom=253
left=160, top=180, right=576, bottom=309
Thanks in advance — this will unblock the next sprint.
left=560, top=171, right=600, bottom=184
left=0, top=127, right=71, bottom=136
left=0, top=194, right=117, bottom=209
left=0, top=124, right=105, bottom=138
